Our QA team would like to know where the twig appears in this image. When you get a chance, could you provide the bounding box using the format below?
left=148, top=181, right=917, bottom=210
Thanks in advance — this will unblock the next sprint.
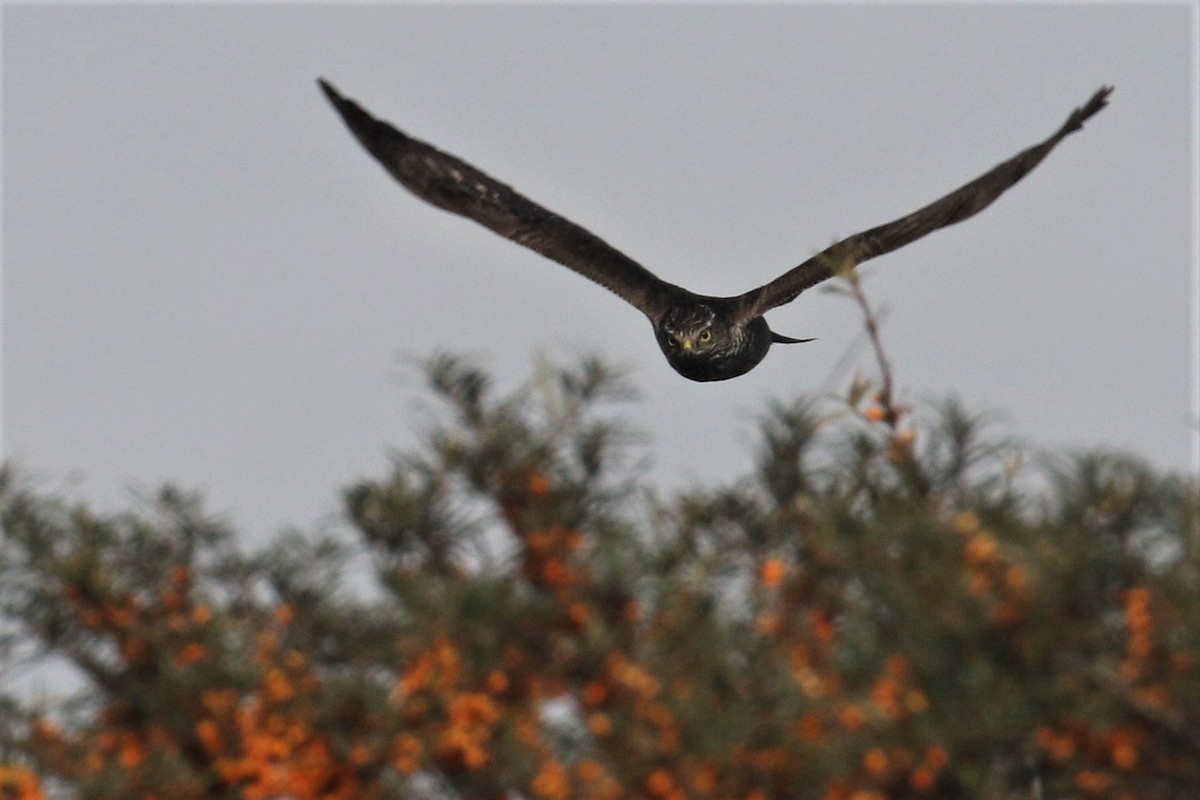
left=843, top=268, right=899, bottom=430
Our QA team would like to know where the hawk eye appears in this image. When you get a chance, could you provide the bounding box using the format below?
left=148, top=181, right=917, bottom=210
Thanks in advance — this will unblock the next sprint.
left=666, top=336, right=678, bottom=348
left=699, top=330, right=712, bottom=343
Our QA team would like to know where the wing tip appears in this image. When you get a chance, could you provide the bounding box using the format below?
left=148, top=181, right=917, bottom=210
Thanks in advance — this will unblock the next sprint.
left=315, top=78, right=402, bottom=151
left=1063, top=85, right=1114, bottom=135
left=316, top=77, right=353, bottom=113
left=316, top=77, right=338, bottom=99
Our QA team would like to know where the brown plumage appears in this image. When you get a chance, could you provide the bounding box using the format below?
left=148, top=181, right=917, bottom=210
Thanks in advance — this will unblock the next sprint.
left=319, top=80, right=1111, bottom=381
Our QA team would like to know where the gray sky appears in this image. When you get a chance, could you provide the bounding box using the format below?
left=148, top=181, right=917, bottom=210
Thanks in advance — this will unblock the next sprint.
left=4, top=4, right=1196, bottom=545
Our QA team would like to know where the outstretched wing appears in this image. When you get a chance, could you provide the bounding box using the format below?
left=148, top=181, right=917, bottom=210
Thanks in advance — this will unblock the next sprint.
left=735, top=86, right=1113, bottom=323
left=318, top=79, right=678, bottom=322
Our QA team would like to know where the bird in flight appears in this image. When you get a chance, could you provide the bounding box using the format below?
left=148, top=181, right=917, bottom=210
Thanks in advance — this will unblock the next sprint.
left=319, top=80, right=1111, bottom=382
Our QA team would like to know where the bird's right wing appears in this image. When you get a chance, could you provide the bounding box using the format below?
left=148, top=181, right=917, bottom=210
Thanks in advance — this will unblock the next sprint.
left=319, top=79, right=679, bottom=323
left=734, top=86, right=1113, bottom=324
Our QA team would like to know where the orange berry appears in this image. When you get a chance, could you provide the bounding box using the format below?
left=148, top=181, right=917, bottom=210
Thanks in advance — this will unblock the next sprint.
left=952, top=510, right=980, bottom=535
left=581, top=680, right=609, bottom=707
left=586, top=712, right=613, bottom=736
left=486, top=670, right=509, bottom=695
left=568, top=602, right=590, bottom=627
left=175, top=642, right=208, bottom=666
left=963, top=532, right=999, bottom=565
left=759, top=557, right=787, bottom=588
left=1075, top=769, right=1113, bottom=793
left=910, top=766, right=937, bottom=791
left=863, top=747, right=889, bottom=777
left=837, top=704, right=866, bottom=731
left=646, top=768, right=674, bottom=796
left=531, top=759, right=570, bottom=800
left=527, top=471, right=552, bottom=498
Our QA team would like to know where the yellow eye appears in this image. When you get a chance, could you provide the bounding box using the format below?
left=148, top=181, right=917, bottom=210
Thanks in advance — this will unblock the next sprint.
left=666, top=336, right=678, bottom=348
left=699, top=330, right=712, bottom=343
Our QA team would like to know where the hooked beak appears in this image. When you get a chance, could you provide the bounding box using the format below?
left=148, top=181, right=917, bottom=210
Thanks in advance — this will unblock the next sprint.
left=681, top=339, right=694, bottom=351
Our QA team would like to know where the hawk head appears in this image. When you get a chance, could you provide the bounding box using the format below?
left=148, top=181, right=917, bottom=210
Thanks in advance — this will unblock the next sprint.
left=655, top=305, right=772, bottom=382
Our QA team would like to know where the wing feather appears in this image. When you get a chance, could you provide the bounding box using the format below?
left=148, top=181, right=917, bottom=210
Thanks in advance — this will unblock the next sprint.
left=736, top=86, right=1113, bottom=322
left=319, top=79, right=678, bottom=322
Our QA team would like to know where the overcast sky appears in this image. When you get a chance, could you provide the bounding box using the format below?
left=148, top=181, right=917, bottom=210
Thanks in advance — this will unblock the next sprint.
left=3, top=4, right=1196, bottom=546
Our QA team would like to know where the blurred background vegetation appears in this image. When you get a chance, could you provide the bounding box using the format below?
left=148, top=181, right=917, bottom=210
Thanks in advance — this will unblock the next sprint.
left=1, top=351, right=1197, bottom=800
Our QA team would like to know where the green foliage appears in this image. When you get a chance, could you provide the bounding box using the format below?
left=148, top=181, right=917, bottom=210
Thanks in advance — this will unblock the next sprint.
left=1, top=355, right=1197, bottom=800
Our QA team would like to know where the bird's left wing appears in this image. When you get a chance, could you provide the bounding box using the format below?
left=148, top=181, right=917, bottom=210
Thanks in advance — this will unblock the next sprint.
left=318, top=79, right=678, bottom=323
left=734, top=86, right=1113, bottom=324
